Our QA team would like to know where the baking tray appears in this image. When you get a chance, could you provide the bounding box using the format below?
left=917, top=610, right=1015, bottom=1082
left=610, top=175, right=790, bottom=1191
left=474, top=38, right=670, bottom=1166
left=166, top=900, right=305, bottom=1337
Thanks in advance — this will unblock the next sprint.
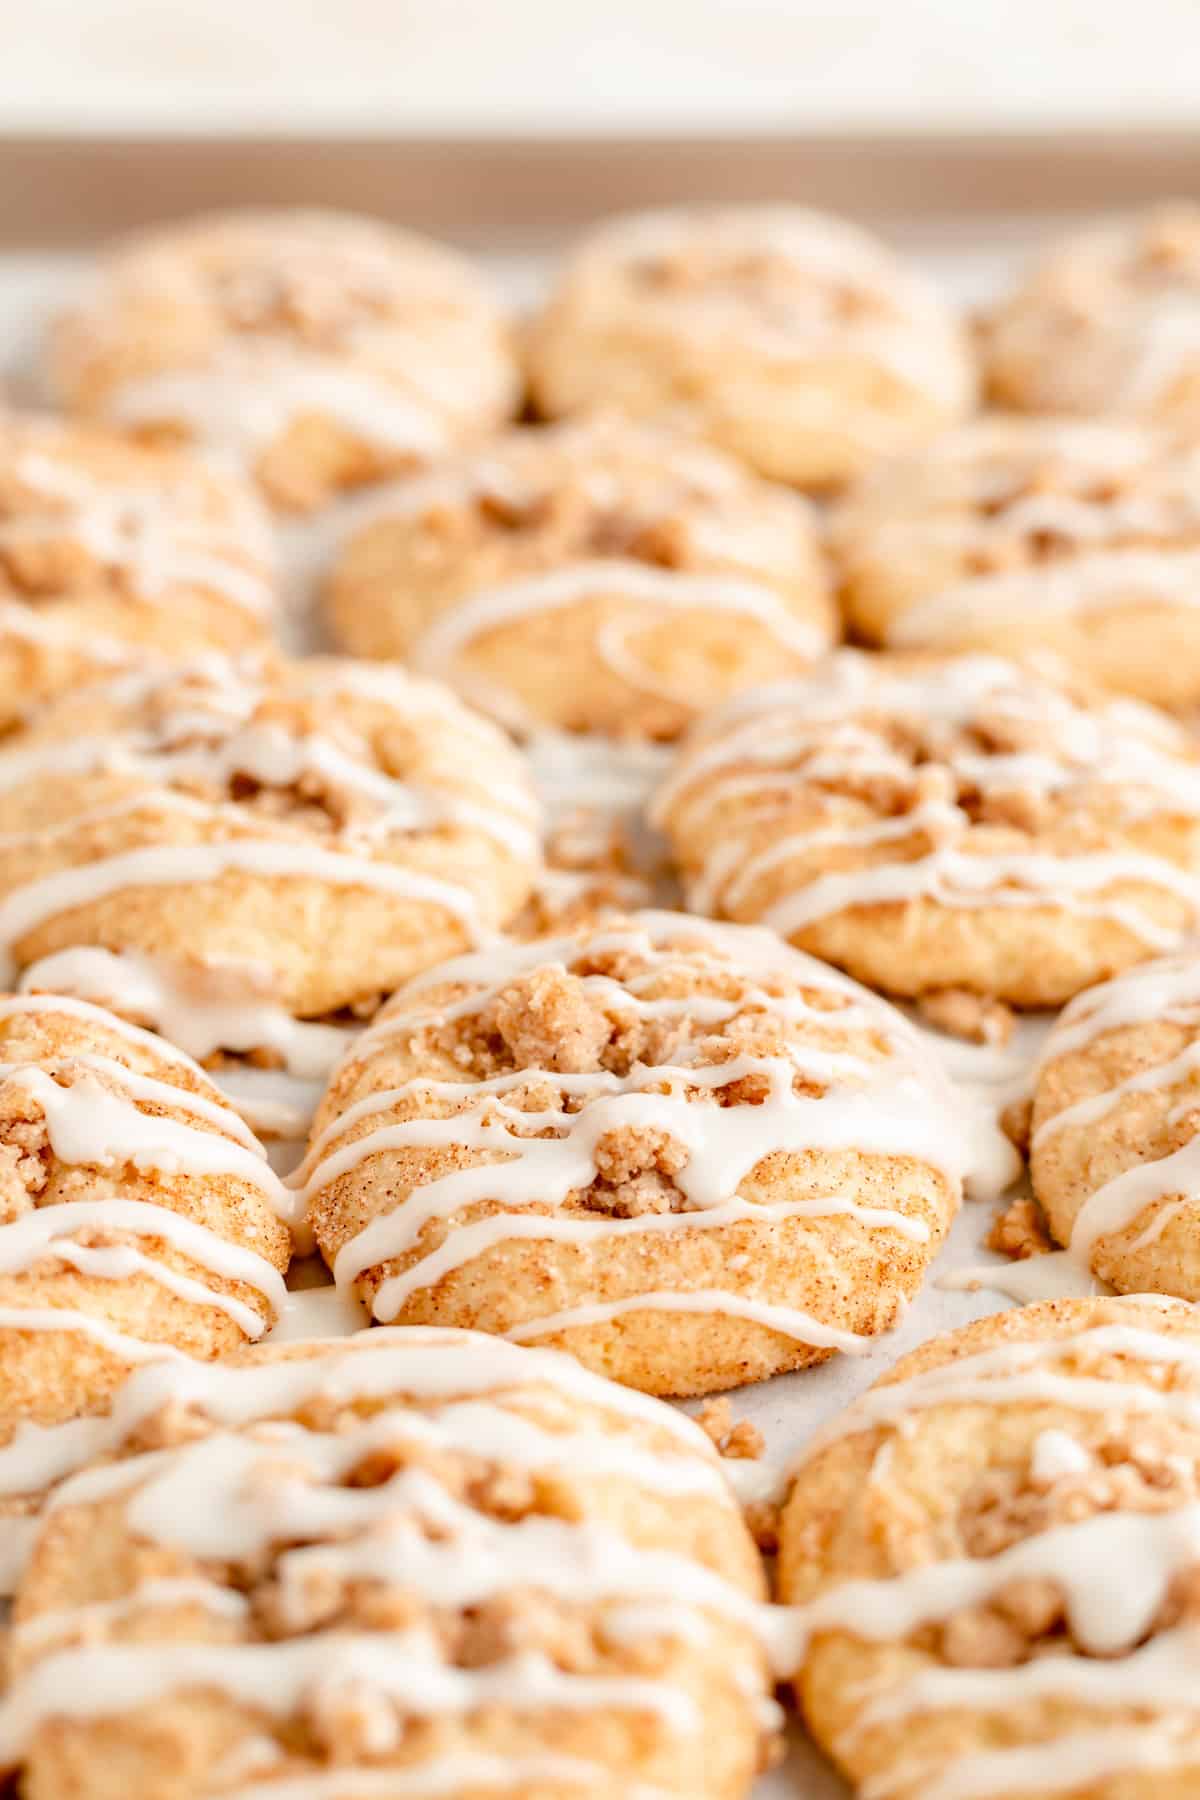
left=0, top=129, right=1188, bottom=1799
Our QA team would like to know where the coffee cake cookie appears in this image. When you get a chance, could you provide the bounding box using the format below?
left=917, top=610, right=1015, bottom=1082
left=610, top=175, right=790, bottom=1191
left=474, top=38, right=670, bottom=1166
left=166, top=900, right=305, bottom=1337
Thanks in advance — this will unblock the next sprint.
left=983, top=202, right=1200, bottom=436
left=299, top=911, right=962, bottom=1396
left=656, top=651, right=1200, bottom=1007
left=326, top=413, right=834, bottom=738
left=49, top=209, right=520, bottom=512
left=527, top=207, right=975, bottom=489
left=778, top=1295, right=1200, bottom=1800
left=1031, top=950, right=1200, bottom=1299
left=0, top=410, right=274, bottom=730
left=0, top=653, right=541, bottom=1014
left=0, top=991, right=290, bottom=1589
left=3, top=1327, right=776, bottom=1798
left=832, top=416, right=1200, bottom=711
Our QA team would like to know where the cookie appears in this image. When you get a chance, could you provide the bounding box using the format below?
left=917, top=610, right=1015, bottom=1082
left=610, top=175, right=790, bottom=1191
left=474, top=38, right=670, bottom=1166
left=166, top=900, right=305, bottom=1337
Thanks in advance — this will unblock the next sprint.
left=778, top=1294, right=1200, bottom=1800
left=325, top=413, right=835, bottom=739
left=655, top=651, right=1200, bottom=1007
left=49, top=209, right=520, bottom=512
left=983, top=202, right=1200, bottom=434
left=0, top=991, right=290, bottom=1590
left=1031, top=950, right=1200, bottom=1298
left=4, top=1327, right=775, bottom=1798
left=0, top=652, right=541, bottom=1015
left=299, top=911, right=962, bottom=1397
left=527, top=207, right=975, bottom=490
left=0, top=410, right=274, bottom=729
left=831, top=415, right=1200, bottom=711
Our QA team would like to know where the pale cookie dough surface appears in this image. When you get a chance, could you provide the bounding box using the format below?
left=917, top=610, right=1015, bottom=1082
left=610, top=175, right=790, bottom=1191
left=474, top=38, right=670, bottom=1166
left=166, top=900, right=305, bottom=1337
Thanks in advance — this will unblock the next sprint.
left=0, top=408, right=275, bottom=729
left=655, top=650, right=1200, bottom=1008
left=325, top=412, right=835, bottom=739
left=0, top=651, right=541, bottom=1015
left=778, top=1294, right=1200, bottom=1800
left=1031, top=950, right=1200, bottom=1299
left=5, top=1327, right=774, bottom=1800
left=0, top=990, right=291, bottom=1592
left=48, top=208, right=521, bottom=513
left=526, top=207, right=976, bottom=490
left=300, top=910, right=962, bottom=1398
left=983, top=202, right=1200, bottom=436
left=832, top=415, right=1200, bottom=711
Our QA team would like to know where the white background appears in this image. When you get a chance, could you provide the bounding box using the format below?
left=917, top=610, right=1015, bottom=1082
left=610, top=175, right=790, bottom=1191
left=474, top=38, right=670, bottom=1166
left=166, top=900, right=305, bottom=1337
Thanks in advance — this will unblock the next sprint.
left=3, top=0, right=1200, bottom=134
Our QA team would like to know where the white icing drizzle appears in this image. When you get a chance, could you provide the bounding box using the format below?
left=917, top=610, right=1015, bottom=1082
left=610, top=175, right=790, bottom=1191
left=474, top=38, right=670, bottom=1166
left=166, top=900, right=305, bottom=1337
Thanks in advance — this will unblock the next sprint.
left=408, top=560, right=826, bottom=735
left=940, top=1248, right=1106, bottom=1306
left=1, top=439, right=276, bottom=620
left=0, top=1634, right=696, bottom=1763
left=12, top=1576, right=251, bottom=1650
left=890, top=546, right=1200, bottom=649
left=505, top=1290, right=877, bottom=1352
left=789, top=1500, right=1200, bottom=1659
left=655, top=652, right=1200, bottom=951
left=0, top=1199, right=284, bottom=1338
left=0, top=818, right=479, bottom=989
left=296, top=913, right=961, bottom=1348
left=0, top=1326, right=727, bottom=1503
left=110, top=344, right=453, bottom=464
left=863, top=1721, right=1200, bottom=1800
left=802, top=1315, right=1200, bottom=1455
left=267, top=1282, right=368, bottom=1343
left=0, top=1329, right=773, bottom=1781
left=1031, top=950, right=1200, bottom=1269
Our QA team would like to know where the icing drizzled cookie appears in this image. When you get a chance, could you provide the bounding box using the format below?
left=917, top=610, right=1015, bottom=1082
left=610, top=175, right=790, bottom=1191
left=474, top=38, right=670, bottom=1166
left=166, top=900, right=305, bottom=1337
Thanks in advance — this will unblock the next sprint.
left=0, top=409, right=275, bottom=729
left=655, top=651, right=1200, bottom=1007
left=983, top=203, right=1200, bottom=437
left=0, top=990, right=290, bottom=1591
left=528, top=207, right=975, bottom=489
left=49, top=209, right=520, bottom=513
left=4, top=1328, right=775, bottom=1798
left=299, top=911, right=962, bottom=1396
left=832, top=415, right=1200, bottom=712
left=778, top=1295, right=1200, bottom=1800
left=1031, top=950, right=1200, bottom=1298
left=0, top=652, right=541, bottom=1015
left=325, top=413, right=835, bottom=739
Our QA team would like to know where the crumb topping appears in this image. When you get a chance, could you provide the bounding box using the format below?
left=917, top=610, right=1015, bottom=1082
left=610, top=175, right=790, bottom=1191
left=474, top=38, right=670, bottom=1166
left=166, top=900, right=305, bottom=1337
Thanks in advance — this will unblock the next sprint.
left=985, top=1196, right=1053, bottom=1261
